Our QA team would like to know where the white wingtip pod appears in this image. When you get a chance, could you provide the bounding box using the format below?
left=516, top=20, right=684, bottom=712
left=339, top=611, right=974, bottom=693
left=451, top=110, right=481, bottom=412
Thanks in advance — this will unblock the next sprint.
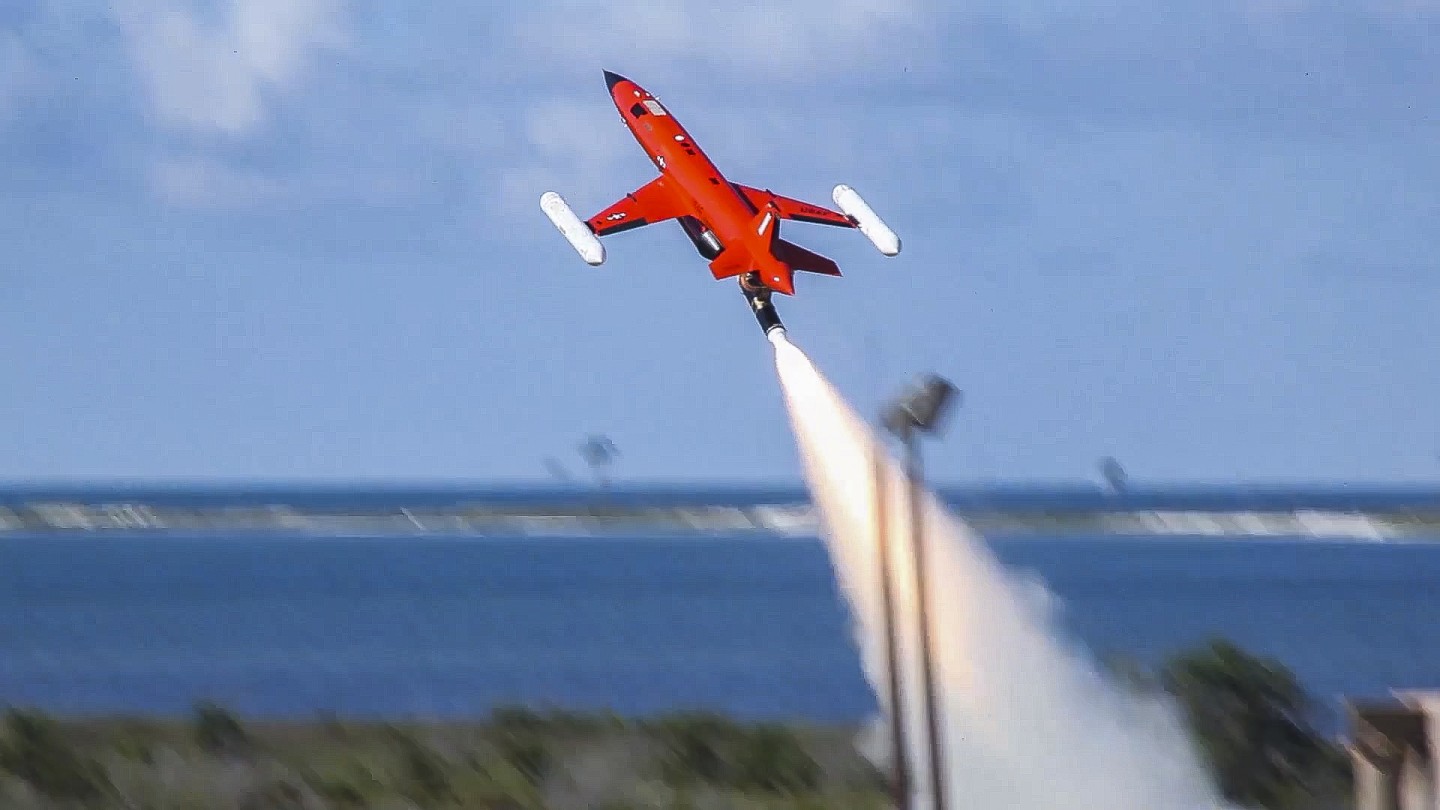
left=540, top=191, right=605, bottom=266
left=832, top=184, right=901, bottom=256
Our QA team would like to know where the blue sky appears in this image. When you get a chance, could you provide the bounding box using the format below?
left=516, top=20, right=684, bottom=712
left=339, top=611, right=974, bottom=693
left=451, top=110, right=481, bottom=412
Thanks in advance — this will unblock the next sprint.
left=1, top=1, right=1437, bottom=486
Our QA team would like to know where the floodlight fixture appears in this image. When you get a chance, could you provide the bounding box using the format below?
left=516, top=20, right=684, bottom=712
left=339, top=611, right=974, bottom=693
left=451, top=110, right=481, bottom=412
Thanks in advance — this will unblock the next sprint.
left=884, top=374, right=960, bottom=438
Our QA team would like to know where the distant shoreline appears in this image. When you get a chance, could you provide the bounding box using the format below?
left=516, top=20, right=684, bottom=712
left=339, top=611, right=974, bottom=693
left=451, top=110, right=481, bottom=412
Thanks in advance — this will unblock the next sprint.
left=3, top=500, right=1440, bottom=540
left=2, top=482, right=1439, bottom=539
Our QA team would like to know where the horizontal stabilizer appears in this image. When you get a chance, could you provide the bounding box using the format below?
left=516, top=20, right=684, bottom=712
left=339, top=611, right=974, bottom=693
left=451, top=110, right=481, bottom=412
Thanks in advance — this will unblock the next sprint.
left=774, top=239, right=841, bottom=277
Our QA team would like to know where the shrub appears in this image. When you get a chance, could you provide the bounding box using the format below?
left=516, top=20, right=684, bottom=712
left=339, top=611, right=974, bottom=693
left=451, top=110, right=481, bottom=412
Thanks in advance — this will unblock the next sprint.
left=238, top=778, right=311, bottom=810
left=391, top=732, right=453, bottom=807
left=489, top=705, right=623, bottom=736
left=313, top=777, right=369, bottom=809
left=489, top=706, right=548, bottom=734
left=1159, top=638, right=1347, bottom=810
left=494, top=731, right=550, bottom=786
left=110, top=732, right=155, bottom=765
left=647, top=712, right=747, bottom=787
left=0, top=709, right=111, bottom=802
left=192, top=701, right=250, bottom=756
left=733, top=724, right=819, bottom=794
left=485, top=707, right=558, bottom=786
left=304, top=758, right=388, bottom=810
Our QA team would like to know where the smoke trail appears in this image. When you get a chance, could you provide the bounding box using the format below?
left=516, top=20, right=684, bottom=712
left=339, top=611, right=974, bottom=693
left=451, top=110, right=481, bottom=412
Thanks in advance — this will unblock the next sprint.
left=768, top=330, right=1229, bottom=810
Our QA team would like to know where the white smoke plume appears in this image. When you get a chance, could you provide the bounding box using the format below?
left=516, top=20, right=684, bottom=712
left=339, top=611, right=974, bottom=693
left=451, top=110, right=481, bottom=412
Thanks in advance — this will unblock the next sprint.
left=770, top=331, right=1231, bottom=810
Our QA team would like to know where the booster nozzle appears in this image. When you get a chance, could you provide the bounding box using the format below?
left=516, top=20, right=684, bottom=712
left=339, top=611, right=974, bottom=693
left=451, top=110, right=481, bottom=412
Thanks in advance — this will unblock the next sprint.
left=740, top=273, right=785, bottom=338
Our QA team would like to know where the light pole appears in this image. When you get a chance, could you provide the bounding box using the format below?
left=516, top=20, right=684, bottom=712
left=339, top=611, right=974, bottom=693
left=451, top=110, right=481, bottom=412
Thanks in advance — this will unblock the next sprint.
left=872, top=435, right=911, bottom=809
left=882, top=374, right=959, bottom=810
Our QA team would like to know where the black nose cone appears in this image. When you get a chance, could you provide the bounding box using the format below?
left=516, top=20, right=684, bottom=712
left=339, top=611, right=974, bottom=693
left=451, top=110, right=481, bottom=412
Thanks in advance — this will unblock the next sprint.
left=604, top=70, right=627, bottom=91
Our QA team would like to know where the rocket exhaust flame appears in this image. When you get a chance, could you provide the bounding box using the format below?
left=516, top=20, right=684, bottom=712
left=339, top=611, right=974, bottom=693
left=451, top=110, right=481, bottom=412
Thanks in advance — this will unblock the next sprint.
left=769, top=332, right=1231, bottom=810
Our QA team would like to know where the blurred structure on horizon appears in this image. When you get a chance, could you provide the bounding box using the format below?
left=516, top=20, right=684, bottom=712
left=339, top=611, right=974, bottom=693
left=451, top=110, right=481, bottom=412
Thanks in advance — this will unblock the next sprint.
left=1348, top=692, right=1440, bottom=810
left=578, top=435, right=620, bottom=489
left=1099, top=456, right=1129, bottom=493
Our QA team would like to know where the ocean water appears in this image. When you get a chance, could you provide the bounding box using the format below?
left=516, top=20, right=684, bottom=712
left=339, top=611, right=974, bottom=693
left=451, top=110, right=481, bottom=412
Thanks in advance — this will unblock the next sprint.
left=2, top=532, right=1439, bottom=731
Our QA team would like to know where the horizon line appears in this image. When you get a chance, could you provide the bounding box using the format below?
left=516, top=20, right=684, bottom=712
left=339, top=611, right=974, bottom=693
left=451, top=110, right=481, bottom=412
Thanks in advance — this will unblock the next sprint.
left=2, top=476, right=1440, bottom=494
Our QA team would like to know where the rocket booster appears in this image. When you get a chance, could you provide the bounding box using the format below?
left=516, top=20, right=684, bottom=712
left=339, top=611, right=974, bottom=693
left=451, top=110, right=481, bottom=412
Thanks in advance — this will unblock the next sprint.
left=740, top=273, right=785, bottom=338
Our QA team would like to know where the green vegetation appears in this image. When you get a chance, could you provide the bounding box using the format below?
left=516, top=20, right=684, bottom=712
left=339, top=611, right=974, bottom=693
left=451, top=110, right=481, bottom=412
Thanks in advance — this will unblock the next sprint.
left=0, top=639, right=1356, bottom=809
left=1108, top=639, right=1354, bottom=810
left=0, top=710, right=113, bottom=803
left=0, top=703, right=885, bottom=809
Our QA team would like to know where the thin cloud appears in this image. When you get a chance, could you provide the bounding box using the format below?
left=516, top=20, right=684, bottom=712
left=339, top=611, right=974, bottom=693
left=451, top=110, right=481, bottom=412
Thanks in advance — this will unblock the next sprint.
left=910, top=4, right=1440, bottom=135
left=504, top=0, right=935, bottom=83
left=0, top=32, right=36, bottom=128
left=112, top=0, right=347, bottom=136
left=16, top=2, right=1437, bottom=223
left=151, top=156, right=287, bottom=208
